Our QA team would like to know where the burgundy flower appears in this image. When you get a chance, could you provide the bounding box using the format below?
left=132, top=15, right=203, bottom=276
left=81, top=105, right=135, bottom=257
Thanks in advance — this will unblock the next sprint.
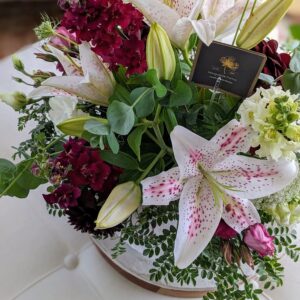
left=43, top=183, right=81, bottom=208
left=215, top=220, right=238, bottom=240
left=60, top=0, right=147, bottom=74
left=244, top=223, right=275, bottom=257
left=253, top=40, right=291, bottom=84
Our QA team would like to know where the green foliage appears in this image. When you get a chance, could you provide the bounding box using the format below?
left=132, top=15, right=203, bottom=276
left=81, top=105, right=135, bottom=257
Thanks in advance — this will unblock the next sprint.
left=127, top=126, right=147, bottom=161
left=290, top=24, right=300, bottom=40
left=47, top=203, right=66, bottom=218
left=100, top=150, right=139, bottom=170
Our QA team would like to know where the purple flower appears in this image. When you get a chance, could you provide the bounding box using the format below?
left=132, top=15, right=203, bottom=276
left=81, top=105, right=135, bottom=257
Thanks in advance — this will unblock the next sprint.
left=244, top=224, right=275, bottom=257
left=43, top=183, right=81, bottom=209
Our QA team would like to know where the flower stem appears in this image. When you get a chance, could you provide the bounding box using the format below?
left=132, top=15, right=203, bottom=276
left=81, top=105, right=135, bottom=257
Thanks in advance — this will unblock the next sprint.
left=250, top=0, right=258, bottom=15
left=232, top=0, right=250, bottom=46
left=55, top=33, right=78, bottom=47
left=182, top=48, right=193, bottom=68
left=137, top=149, right=166, bottom=182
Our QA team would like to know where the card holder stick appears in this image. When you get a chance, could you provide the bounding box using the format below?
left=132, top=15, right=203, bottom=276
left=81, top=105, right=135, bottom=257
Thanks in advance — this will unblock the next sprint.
left=210, top=76, right=222, bottom=103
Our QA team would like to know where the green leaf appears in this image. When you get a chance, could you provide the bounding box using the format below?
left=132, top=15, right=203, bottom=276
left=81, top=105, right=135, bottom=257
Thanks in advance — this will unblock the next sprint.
left=290, top=24, right=300, bottom=40
left=100, top=150, right=139, bottom=170
left=282, top=69, right=300, bottom=94
left=162, top=108, right=178, bottom=133
left=109, top=83, right=131, bottom=105
left=0, top=159, right=16, bottom=190
left=145, top=69, right=167, bottom=98
left=84, top=120, right=110, bottom=136
left=107, top=132, right=120, bottom=154
left=169, top=80, right=193, bottom=107
left=130, top=87, right=155, bottom=118
left=127, top=126, right=146, bottom=161
left=290, top=50, right=300, bottom=73
left=107, top=101, right=135, bottom=135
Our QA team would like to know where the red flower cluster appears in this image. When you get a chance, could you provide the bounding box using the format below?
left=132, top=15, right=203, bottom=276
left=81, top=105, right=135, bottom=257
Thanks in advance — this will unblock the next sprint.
left=253, top=40, right=291, bottom=82
left=60, top=0, right=147, bottom=75
left=43, top=138, right=122, bottom=208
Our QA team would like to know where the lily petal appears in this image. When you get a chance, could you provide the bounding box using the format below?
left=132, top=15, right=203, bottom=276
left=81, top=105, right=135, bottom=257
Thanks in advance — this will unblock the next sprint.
left=48, top=45, right=82, bottom=76
left=215, top=0, right=257, bottom=42
left=222, top=196, right=261, bottom=233
left=202, top=0, right=235, bottom=20
left=212, top=155, right=299, bottom=199
left=174, top=177, right=222, bottom=269
left=79, top=42, right=115, bottom=98
left=42, top=76, right=107, bottom=105
left=169, top=0, right=203, bottom=18
left=141, top=167, right=184, bottom=205
left=171, top=125, right=218, bottom=179
left=28, top=86, right=71, bottom=99
left=129, top=0, right=191, bottom=48
left=190, top=17, right=216, bottom=46
left=211, top=119, right=254, bottom=163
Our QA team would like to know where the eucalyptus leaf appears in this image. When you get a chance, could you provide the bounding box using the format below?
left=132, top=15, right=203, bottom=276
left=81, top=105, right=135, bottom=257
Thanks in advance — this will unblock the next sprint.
left=283, top=69, right=300, bottom=94
left=107, top=101, right=135, bottom=135
left=107, top=132, right=120, bottom=154
left=127, top=126, right=146, bottom=161
left=290, top=50, right=300, bottom=73
left=84, top=120, right=109, bottom=136
left=169, top=80, right=193, bottom=107
left=130, top=87, right=155, bottom=118
left=100, top=150, right=139, bottom=170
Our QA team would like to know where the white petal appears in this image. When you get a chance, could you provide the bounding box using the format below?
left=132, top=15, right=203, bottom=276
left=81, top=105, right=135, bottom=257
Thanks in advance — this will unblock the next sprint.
left=171, top=126, right=217, bottom=179
left=48, top=95, right=78, bottom=125
left=190, top=17, right=216, bottom=46
left=48, top=45, right=82, bottom=76
left=79, top=42, right=115, bottom=98
left=202, top=0, right=235, bottom=20
left=28, top=86, right=71, bottom=99
left=215, top=0, right=257, bottom=41
left=174, top=177, right=222, bottom=269
left=212, top=156, right=299, bottom=199
left=167, top=0, right=202, bottom=17
left=129, top=0, right=189, bottom=48
left=222, top=197, right=260, bottom=233
left=211, top=119, right=254, bottom=163
left=141, top=167, right=183, bottom=205
left=42, top=76, right=108, bottom=105
left=172, top=18, right=194, bottom=49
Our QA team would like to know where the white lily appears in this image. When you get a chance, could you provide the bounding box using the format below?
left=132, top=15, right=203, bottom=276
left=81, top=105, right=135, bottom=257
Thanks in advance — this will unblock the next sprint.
left=28, top=42, right=115, bottom=106
left=48, top=95, right=87, bottom=128
left=142, top=120, right=298, bottom=268
left=129, top=0, right=260, bottom=48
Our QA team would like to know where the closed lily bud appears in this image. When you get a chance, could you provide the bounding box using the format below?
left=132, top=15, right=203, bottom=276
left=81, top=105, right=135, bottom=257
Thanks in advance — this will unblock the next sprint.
left=57, top=116, right=107, bottom=137
left=240, top=244, right=254, bottom=269
left=237, top=0, right=293, bottom=49
left=0, top=92, right=28, bottom=110
left=222, top=241, right=233, bottom=265
left=12, top=55, right=25, bottom=72
left=95, top=182, right=141, bottom=229
left=146, top=23, right=176, bottom=81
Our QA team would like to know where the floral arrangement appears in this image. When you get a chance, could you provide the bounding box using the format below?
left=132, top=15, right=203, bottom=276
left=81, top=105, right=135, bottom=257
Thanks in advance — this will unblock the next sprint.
left=1, top=0, right=300, bottom=299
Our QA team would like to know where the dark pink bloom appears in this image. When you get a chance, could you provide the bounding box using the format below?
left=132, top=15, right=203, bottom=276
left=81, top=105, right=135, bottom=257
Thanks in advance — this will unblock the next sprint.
left=60, top=0, right=147, bottom=74
left=43, top=183, right=81, bottom=208
left=244, top=223, right=275, bottom=257
left=215, top=220, right=238, bottom=240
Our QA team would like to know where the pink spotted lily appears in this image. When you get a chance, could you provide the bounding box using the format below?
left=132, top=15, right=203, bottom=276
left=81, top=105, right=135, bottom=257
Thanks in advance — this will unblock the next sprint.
left=28, top=42, right=115, bottom=106
left=128, top=0, right=261, bottom=48
left=142, top=120, right=298, bottom=268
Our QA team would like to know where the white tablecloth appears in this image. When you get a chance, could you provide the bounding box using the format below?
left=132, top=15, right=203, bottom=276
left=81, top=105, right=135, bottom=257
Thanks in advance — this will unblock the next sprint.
left=0, top=44, right=299, bottom=300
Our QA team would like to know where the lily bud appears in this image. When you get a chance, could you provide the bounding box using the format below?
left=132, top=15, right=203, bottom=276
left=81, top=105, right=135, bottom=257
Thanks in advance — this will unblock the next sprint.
left=0, top=92, right=28, bottom=110
left=12, top=55, right=25, bottom=72
left=222, top=241, right=233, bottom=265
left=240, top=244, right=254, bottom=269
left=237, top=0, right=293, bottom=49
left=146, top=23, right=176, bottom=81
left=95, top=181, right=141, bottom=229
left=57, top=116, right=107, bottom=137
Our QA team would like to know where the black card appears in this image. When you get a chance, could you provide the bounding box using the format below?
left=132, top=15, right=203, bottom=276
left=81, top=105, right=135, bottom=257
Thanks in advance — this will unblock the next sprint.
left=190, top=41, right=267, bottom=98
